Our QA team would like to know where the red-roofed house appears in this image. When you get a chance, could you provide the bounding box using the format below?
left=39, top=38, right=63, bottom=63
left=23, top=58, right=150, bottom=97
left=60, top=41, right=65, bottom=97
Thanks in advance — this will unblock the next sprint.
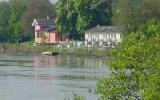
left=32, top=18, right=59, bottom=44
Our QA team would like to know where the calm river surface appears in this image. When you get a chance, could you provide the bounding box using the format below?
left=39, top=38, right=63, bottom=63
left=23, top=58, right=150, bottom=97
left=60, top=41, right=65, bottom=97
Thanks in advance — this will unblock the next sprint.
left=0, top=53, right=110, bottom=100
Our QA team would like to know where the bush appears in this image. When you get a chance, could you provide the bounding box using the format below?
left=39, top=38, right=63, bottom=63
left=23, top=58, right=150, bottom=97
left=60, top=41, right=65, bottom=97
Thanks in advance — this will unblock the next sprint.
left=96, top=19, right=160, bottom=99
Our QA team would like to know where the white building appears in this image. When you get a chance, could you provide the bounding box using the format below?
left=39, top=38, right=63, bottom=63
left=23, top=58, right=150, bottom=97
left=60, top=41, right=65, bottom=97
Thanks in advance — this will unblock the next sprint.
left=85, top=26, right=122, bottom=46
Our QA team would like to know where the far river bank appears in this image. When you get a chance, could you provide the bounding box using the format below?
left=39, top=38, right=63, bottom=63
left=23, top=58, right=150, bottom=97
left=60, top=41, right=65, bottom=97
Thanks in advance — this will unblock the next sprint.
left=0, top=42, right=113, bottom=58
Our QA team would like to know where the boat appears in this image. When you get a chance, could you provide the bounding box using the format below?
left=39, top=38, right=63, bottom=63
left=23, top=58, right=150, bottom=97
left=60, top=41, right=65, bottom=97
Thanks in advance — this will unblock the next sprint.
left=41, top=51, right=52, bottom=55
left=51, top=52, right=59, bottom=56
left=41, top=51, right=59, bottom=56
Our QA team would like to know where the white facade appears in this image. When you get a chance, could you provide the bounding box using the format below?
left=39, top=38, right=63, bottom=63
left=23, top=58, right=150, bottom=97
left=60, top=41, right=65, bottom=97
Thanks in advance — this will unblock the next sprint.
left=85, top=33, right=121, bottom=42
left=85, top=26, right=122, bottom=46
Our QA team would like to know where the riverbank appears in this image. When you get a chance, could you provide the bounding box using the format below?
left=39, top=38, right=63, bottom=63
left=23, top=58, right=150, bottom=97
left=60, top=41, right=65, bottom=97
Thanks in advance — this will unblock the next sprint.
left=0, top=42, right=113, bottom=58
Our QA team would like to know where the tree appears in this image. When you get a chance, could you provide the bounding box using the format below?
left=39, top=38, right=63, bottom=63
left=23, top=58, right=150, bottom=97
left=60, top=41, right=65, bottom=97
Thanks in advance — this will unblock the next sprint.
left=55, top=0, right=113, bottom=40
left=112, top=0, right=142, bottom=33
left=89, top=0, right=112, bottom=26
left=55, top=0, right=77, bottom=40
left=96, top=19, right=160, bottom=99
left=140, top=0, right=160, bottom=20
left=21, top=0, right=55, bottom=38
left=8, top=0, right=26, bottom=42
left=0, top=2, right=10, bottom=42
left=0, top=0, right=56, bottom=42
left=112, top=0, right=160, bottom=33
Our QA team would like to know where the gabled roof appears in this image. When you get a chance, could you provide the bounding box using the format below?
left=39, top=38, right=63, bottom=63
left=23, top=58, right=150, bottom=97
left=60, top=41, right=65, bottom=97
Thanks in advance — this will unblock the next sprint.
left=36, top=19, right=54, bottom=25
left=36, top=26, right=56, bottom=33
left=86, top=26, right=122, bottom=34
left=32, top=18, right=54, bottom=26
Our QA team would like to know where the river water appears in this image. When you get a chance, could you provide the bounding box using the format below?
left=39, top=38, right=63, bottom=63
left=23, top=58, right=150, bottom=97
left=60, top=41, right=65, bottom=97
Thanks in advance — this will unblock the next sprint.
left=0, top=53, right=110, bottom=100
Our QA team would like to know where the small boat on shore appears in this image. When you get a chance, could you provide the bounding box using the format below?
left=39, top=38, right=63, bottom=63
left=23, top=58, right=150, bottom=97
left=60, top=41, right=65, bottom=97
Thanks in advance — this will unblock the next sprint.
left=41, top=51, right=59, bottom=56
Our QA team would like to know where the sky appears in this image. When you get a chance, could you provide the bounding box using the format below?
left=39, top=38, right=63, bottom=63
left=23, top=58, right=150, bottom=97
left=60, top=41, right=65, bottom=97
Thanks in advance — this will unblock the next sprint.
left=50, top=0, right=57, bottom=4
left=0, top=0, right=58, bottom=4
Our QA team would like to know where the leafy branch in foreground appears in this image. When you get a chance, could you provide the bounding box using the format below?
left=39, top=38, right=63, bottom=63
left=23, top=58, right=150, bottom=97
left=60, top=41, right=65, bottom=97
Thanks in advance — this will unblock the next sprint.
left=96, top=19, right=160, bottom=100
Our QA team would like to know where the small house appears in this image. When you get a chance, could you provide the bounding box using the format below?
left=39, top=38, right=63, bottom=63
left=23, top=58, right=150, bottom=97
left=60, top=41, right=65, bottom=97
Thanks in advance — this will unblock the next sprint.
left=32, top=17, right=59, bottom=44
left=85, top=26, right=122, bottom=46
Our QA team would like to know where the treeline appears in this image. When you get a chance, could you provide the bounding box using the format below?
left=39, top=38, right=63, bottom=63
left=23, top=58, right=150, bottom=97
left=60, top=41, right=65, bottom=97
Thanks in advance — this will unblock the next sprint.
left=113, top=0, right=160, bottom=33
left=0, top=0, right=113, bottom=42
left=0, top=0, right=55, bottom=42
left=56, top=0, right=160, bottom=39
left=0, top=0, right=160, bottom=41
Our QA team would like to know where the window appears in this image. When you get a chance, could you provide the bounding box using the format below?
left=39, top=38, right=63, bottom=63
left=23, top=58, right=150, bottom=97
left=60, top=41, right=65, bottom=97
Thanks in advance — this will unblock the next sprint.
left=37, top=32, right=44, bottom=38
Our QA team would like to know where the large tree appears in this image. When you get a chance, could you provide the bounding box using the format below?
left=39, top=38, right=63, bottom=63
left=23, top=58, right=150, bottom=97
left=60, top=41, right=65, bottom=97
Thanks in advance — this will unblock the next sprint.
left=112, top=0, right=142, bottom=33
left=0, top=2, right=10, bottom=42
left=55, top=0, right=79, bottom=40
left=113, top=0, right=160, bottom=33
left=55, top=0, right=113, bottom=40
left=8, top=0, right=26, bottom=42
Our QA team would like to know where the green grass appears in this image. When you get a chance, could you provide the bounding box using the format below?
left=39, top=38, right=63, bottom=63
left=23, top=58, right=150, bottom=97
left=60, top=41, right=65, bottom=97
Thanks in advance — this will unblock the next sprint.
left=63, top=94, right=85, bottom=100
left=0, top=41, right=113, bottom=57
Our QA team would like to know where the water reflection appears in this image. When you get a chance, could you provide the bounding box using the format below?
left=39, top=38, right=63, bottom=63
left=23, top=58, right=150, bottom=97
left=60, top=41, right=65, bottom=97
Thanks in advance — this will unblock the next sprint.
left=34, top=55, right=58, bottom=67
left=33, top=55, right=108, bottom=80
left=33, top=55, right=106, bottom=68
left=0, top=54, right=109, bottom=100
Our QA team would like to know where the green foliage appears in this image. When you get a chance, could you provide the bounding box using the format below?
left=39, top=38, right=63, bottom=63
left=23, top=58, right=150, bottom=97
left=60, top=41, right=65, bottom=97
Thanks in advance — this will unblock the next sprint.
left=63, top=94, right=85, bottom=100
left=72, top=94, right=85, bottom=100
left=0, top=2, right=10, bottom=42
left=41, top=34, right=48, bottom=44
left=112, top=0, right=141, bottom=33
left=55, top=0, right=112, bottom=40
left=0, top=0, right=55, bottom=42
left=96, top=72, right=140, bottom=100
left=96, top=19, right=160, bottom=99
left=8, top=0, right=26, bottom=42
left=113, top=0, right=160, bottom=33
